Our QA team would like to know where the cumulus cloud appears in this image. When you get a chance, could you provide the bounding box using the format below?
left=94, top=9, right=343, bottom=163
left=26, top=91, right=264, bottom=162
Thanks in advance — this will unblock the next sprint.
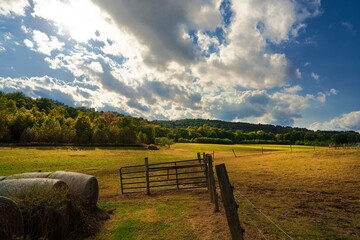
left=310, top=111, right=360, bottom=132
left=92, top=0, right=222, bottom=66
left=0, top=0, right=29, bottom=17
left=24, top=30, right=64, bottom=56
left=1, top=0, right=330, bottom=127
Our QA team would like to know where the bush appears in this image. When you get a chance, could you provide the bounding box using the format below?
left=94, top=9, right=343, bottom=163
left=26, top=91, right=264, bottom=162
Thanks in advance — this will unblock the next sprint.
left=155, top=137, right=174, bottom=147
left=177, top=138, right=192, bottom=143
left=193, top=137, right=233, bottom=144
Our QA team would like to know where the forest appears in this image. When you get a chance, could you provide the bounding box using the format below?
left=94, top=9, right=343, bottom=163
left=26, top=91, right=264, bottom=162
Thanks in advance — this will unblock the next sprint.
left=0, top=92, right=359, bottom=146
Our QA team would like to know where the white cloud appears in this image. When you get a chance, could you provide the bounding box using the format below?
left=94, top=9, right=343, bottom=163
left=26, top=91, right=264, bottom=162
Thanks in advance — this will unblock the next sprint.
left=23, top=39, right=33, bottom=48
left=310, top=111, right=360, bottom=132
left=24, top=30, right=64, bottom=56
left=0, top=0, right=29, bottom=17
left=87, top=61, right=103, bottom=74
left=311, top=72, right=320, bottom=81
left=295, top=68, right=302, bottom=79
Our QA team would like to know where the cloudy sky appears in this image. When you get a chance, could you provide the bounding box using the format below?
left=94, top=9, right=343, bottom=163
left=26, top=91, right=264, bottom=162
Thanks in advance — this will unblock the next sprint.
left=0, top=0, right=359, bottom=132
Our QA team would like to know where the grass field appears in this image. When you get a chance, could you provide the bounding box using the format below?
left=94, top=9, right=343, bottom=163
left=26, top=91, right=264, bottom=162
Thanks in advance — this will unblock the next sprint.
left=0, top=144, right=359, bottom=239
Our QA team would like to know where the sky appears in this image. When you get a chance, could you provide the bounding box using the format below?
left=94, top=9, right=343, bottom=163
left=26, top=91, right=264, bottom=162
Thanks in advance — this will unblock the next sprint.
left=0, top=0, right=359, bottom=132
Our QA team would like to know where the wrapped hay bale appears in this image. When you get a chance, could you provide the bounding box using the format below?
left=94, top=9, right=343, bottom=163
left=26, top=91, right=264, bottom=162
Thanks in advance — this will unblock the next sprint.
left=5, top=172, right=52, bottom=180
left=0, top=179, right=68, bottom=198
left=48, top=171, right=99, bottom=210
left=0, top=196, right=24, bottom=240
left=0, top=179, right=70, bottom=240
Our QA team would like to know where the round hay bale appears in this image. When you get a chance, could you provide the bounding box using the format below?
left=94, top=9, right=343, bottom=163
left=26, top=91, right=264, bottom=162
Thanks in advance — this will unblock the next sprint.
left=0, top=179, right=68, bottom=198
left=48, top=171, right=99, bottom=210
left=0, top=179, right=70, bottom=240
left=5, top=172, right=52, bottom=180
left=0, top=196, right=24, bottom=240
left=148, top=144, right=159, bottom=150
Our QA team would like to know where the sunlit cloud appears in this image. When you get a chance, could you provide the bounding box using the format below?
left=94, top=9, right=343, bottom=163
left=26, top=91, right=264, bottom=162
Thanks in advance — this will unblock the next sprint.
left=310, top=111, right=360, bottom=132
left=0, top=0, right=29, bottom=17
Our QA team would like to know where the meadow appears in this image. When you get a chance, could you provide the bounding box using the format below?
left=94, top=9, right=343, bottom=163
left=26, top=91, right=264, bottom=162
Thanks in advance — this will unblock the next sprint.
left=0, top=144, right=359, bottom=239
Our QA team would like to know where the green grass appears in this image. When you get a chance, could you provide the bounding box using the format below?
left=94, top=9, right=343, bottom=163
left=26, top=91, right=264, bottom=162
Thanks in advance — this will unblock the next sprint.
left=0, top=144, right=359, bottom=239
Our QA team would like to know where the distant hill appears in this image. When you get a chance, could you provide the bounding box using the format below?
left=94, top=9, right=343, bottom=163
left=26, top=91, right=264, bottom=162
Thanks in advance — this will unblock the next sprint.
left=151, top=119, right=311, bottom=134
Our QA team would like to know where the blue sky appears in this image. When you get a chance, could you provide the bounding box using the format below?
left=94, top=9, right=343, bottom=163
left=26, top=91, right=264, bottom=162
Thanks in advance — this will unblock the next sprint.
left=0, top=0, right=359, bottom=132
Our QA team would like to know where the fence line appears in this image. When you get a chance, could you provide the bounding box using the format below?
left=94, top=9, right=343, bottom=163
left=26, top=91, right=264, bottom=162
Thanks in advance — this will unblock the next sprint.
left=241, top=213, right=269, bottom=240
left=238, top=193, right=294, bottom=240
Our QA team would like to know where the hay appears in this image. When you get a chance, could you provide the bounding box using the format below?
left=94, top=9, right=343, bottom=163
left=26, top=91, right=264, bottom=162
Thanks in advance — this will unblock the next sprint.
left=0, top=196, right=24, bottom=240
left=5, top=172, right=52, bottom=180
left=0, top=178, right=68, bottom=198
left=48, top=171, right=99, bottom=210
left=0, top=179, right=70, bottom=240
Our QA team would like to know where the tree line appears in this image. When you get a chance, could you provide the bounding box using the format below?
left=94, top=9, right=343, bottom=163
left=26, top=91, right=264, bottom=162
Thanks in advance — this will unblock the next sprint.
left=1, top=92, right=359, bottom=146
left=0, top=92, right=155, bottom=145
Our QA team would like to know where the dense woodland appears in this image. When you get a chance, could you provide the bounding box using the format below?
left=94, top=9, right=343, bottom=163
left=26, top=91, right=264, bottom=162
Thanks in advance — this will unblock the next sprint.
left=1, top=92, right=359, bottom=146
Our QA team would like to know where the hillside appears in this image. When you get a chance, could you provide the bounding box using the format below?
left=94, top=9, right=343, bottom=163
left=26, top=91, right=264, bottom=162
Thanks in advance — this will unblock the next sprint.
left=151, top=119, right=309, bottom=134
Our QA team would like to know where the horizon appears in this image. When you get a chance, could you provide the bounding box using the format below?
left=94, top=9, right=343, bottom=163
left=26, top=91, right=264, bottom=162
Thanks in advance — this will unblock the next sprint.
left=0, top=0, right=359, bottom=132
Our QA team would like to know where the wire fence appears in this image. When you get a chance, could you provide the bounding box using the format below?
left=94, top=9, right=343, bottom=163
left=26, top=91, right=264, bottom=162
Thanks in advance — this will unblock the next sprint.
left=236, top=192, right=294, bottom=240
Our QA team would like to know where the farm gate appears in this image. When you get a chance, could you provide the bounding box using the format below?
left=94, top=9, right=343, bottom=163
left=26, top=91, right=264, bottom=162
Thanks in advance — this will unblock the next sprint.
left=120, top=154, right=208, bottom=194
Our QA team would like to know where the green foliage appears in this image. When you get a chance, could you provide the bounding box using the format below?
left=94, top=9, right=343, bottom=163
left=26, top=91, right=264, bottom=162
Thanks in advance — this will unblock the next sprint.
left=193, top=137, right=233, bottom=144
left=155, top=137, right=174, bottom=147
left=0, top=92, right=158, bottom=145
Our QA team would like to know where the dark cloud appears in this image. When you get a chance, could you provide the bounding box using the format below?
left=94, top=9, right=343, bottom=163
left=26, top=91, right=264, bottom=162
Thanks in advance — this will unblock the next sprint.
left=92, top=0, right=220, bottom=67
left=127, top=98, right=149, bottom=112
left=138, top=79, right=202, bottom=110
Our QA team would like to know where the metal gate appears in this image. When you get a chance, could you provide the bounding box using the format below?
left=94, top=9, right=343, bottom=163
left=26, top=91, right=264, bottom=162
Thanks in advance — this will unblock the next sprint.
left=120, top=158, right=208, bottom=194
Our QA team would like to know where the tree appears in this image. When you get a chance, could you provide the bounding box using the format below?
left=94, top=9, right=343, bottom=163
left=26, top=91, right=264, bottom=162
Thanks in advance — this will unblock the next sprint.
left=75, top=116, right=93, bottom=144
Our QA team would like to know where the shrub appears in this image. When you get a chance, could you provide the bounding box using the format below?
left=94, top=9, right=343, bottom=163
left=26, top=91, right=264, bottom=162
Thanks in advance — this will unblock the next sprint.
left=193, top=137, right=233, bottom=144
left=155, top=137, right=174, bottom=147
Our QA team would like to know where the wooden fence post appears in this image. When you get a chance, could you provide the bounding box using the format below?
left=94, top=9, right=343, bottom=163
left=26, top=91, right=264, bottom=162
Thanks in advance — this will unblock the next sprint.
left=145, top=157, right=150, bottom=195
left=215, top=163, right=244, bottom=240
left=232, top=149, right=237, bottom=158
left=207, top=155, right=219, bottom=212
left=175, top=162, right=179, bottom=189
left=119, top=168, right=123, bottom=194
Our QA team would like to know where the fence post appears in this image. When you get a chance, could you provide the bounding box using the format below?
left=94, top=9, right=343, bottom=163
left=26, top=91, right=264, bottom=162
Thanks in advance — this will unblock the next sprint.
left=145, top=157, right=150, bottom=195
left=119, top=168, right=124, bottom=194
left=215, top=163, right=244, bottom=240
left=232, top=149, right=237, bottom=158
left=175, top=162, right=179, bottom=189
left=206, top=154, right=213, bottom=202
left=197, top=152, right=201, bottom=160
left=207, top=155, right=219, bottom=212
